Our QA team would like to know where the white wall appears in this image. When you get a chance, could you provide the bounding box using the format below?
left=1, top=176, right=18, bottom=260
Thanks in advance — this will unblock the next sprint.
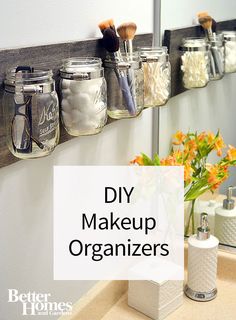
left=159, top=0, right=236, bottom=192
left=0, top=0, right=153, bottom=48
left=0, top=1, right=154, bottom=319
left=161, top=0, right=236, bottom=31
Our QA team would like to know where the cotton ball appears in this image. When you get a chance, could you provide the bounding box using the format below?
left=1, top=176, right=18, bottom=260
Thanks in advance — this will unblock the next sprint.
left=71, top=109, right=82, bottom=123
left=61, top=99, right=71, bottom=112
left=66, top=93, right=90, bottom=110
left=61, top=111, right=73, bottom=128
left=69, top=81, right=81, bottom=93
left=61, top=80, right=70, bottom=89
left=61, top=88, right=71, bottom=99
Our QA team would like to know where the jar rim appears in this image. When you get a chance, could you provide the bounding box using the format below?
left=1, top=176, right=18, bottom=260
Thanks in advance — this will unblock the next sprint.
left=138, top=46, right=168, bottom=52
left=222, top=30, right=236, bottom=40
left=181, top=37, right=209, bottom=51
left=182, top=37, right=207, bottom=43
left=5, top=67, right=53, bottom=85
left=61, top=57, right=102, bottom=69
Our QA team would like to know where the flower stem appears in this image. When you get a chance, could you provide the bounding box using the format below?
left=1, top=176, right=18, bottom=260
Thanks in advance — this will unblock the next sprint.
left=191, top=199, right=195, bottom=233
left=184, top=199, right=196, bottom=236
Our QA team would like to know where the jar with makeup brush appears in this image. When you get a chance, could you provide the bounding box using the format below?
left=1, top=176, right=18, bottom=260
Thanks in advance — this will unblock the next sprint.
left=138, top=47, right=171, bottom=107
left=222, top=31, right=236, bottom=73
left=3, top=66, right=59, bottom=159
left=208, top=34, right=225, bottom=80
left=180, top=38, right=210, bottom=89
left=104, top=54, right=144, bottom=119
left=59, top=57, right=107, bottom=136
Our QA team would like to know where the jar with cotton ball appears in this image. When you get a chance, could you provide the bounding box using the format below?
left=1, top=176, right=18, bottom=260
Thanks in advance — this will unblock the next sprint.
left=59, top=57, right=107, bottom=136
left=222, top=31, right=236, bottom=73
left=180, top=38, right=210, bottom=89
left=138, top=47, right=171, bottom=107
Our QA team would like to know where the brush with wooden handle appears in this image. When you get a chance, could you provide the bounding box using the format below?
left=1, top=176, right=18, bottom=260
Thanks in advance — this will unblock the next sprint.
left=117, top=22, right=137, bottom=59
left=198, top=13, right=223, bottom=78
left=98, top=20, right=136, bottom=115
left=117, top=22, right=137, bottom=108
left=198, top=13, right=213, bottom=39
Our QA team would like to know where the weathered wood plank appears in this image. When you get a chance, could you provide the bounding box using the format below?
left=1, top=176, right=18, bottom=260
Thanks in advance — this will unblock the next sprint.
left=0, top=33, right=153, bottom=169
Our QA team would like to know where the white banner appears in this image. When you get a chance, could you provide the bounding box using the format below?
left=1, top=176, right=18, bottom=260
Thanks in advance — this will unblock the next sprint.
left=54, top=166, right=184, bottom=281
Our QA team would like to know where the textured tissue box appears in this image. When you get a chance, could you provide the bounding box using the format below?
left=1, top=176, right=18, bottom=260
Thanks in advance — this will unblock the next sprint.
left=128, top=280, right=183, bottom=320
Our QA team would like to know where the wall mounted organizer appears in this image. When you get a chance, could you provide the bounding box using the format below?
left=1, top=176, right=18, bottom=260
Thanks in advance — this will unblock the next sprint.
left=0, top=19, right=236, bottom=169
left=0, top=33, right=152, bottom=168
left=163, top=19, right=236, bottom=97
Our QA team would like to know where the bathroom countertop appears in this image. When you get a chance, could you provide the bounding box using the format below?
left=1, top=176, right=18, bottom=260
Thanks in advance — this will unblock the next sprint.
left=101, top=279, right=236, bottom=320
left=60, top=248, right=236, bottom=320
left=101, top=244, right=236, bottom=320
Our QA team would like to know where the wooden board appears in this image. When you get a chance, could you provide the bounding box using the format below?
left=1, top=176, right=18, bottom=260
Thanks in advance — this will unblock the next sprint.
left=163, top=19, right=236, bottom=97
left=0, top=33, right=153, bottom=168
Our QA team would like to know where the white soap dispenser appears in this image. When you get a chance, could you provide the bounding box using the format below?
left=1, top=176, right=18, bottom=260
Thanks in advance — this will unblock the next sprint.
left=185, top=213, right=219, bottom=301
left=215, top=186, right=236, bottom=246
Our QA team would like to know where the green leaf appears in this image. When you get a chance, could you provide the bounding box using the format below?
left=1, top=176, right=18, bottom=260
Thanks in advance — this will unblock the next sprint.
left=153, top=153, right=161, bottom=166
left=141, top=153, right=154, bottom=166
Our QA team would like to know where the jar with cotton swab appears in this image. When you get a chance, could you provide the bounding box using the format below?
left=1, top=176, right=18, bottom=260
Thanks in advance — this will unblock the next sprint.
left=180, top=38, right=210, bottom=89
left=138, top=47, right=171, bottom=107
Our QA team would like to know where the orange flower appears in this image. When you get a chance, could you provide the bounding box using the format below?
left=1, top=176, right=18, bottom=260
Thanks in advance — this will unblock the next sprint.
left=172, top=131, right=186, bottom=145
left=207, top=132, right=215, bottom=144
left=226, top=145, right=236, bottom=161
left=160, top=155, right=179, bottom=166
left=161, top=150, right=184, bottom=166
left=214, top=134, right=225, bottom=157
left=206, top=163, right=228, bottom=191
left=184, top=139, right=197, bottom=159
left=184, top=162, right=193, bottom=183
left=130, top=155, right=144, bottom=165
left=197, top=132, right=207, bottom=142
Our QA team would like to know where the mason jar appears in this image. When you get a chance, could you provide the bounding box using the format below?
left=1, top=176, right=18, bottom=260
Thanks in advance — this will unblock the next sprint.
left=104, top=55, right=144, bottom=119
left=138, top=47, right=171, bottom=107
left=3, top=66, right=59, bottom=159
left=59, top=57, right=107, bottom=136
left=222, top=31, right=236, bottom=73
left=180, top=38, right=210, bottom=89
left=208, top=34, right=225, bottom=80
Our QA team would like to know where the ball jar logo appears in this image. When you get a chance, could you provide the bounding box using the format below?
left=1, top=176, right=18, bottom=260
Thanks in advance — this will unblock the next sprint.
left=8, top=289, right=73, bottom=316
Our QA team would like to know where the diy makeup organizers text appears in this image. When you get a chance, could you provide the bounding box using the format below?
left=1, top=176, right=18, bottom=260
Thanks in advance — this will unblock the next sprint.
left=0, top=19, right=236, bottom=167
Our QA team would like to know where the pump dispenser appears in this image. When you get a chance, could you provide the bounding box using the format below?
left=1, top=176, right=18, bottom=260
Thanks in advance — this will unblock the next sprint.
left=215, top=186, right=236, bottom=246
left=185, top=213, right=219, bottom=301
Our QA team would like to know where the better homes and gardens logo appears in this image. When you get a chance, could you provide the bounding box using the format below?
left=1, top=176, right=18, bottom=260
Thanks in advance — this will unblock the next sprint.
left=8, top=289, right=73, bottom=316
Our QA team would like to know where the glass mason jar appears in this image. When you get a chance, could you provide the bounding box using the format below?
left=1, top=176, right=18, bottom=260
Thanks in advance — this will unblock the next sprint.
left=208, top=34, right=225, bottom=80
left=222, top=31, right=236, bottom=73
left=180, top=38, right=210, bottom=89
left=59, top=57, right=107, bottom=136
left=138, top=47, right=171, bottom=107
left=3, top=66, right=59, bottom=159
left=104, top=55, right=144, bottom=119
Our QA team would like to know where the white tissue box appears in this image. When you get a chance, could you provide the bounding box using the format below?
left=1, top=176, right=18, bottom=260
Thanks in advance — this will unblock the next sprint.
left=128, top=280, right=183, bottom=320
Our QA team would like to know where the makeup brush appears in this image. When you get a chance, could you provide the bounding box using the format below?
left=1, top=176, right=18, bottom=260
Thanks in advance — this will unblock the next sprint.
left=100, top=26, right=136, bottom=115
left=108, top=19, right=116, bottom=32
left=102, top=28, right=121, bottom=59
left=98, top=19, right=112, bottom=34
left=198, top=13, right=213, bottom=39
left=117, top=22, right=137, bottom=110
left=117, top=22, right=137, bottom=59
left=198, top=13, right=223, bottom=78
